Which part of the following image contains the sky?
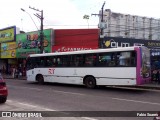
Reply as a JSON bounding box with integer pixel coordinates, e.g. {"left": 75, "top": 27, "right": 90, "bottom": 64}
{"left": 1, "top": 0, "right": 160, "bottom": 32}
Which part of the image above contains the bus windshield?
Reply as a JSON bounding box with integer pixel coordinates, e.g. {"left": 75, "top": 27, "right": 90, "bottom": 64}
{"left": 141, "top": 47, "right": 151, "bottom": 78}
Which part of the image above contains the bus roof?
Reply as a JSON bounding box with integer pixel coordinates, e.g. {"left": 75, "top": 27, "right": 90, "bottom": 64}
{"left": 29, "top": 46, "right": 147, "bottom": 57}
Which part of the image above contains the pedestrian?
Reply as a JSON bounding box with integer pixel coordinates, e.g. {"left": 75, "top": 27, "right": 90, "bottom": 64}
{"left": 152, "top": 69, "right": 156, "bottom": 83}
{"left": 158, "top": 69, "right": 160, "bottom": 84}
{"left": 12, "top": 67, "right": 15, "bottom": 78}
{"left": 15, "top": 68, "right": 19, "bottom": 78}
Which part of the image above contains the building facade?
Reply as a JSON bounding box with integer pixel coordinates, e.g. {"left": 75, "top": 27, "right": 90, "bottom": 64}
{"left": 0, "top": 27, "right": 99, "bottom": 76}
{"left": 16, "top": 29, "right": 53, "bottom": 76}
{"left": 100, "top": 9, "right": 160, "bottom": 40}
{"left": 0, "top": 27, "right": 54, "bottom": 75}
{"left": 0, "top": 26, "right": 19, "bottom": 74}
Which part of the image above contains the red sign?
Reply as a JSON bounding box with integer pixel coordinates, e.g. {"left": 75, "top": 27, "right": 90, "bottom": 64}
{"left": 52, "top": 46, "right": 98, "bottom": 52}
{"left": 52, "top": 29, "right": 99, "bottom": 52}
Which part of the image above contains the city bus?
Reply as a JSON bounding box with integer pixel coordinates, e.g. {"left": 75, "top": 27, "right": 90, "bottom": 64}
{"left": 26, "top": 46, "right": 151, "bottom": 88}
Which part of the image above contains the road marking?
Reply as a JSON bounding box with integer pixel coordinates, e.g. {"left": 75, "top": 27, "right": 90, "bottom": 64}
{"left": 52, "top": 89, "right": 86, "bottom": 96}
{"left": 7, "top": 99, "right": 55, "bottom": 111}
{"left": 8, "top": 85, "right": 86, "bottom": 96}
{"left": 8, "top": 85, "right": 43, "bottom": 91}
{"left": 82, "top": 117, "right": 98, "bottom": 120}
{"left": 7, "top": 100, "right": 98, "bottom": 120}
{"left": 112, "top": 97, "right": 160, "bottom": 106}
{"left": 18, "top": 102, "right": 55, "bottom": 111}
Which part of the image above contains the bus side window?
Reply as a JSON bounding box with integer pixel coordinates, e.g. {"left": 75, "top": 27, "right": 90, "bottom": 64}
{"left": 69, "top": 55, "right": 75, "bottom": 67}
{"left": 75, "top": 56, "right": 79, "bottom": 67}
{"left": 117, "top": 52, "right": 135, "bottom": 67}
{"left": 118, "top": 53, "right": 126, "bottom": 66}
{"left": 46, "top": 59, "right": 52, "bottom": 67}
{"left": 26, "top": 59, "right": 32, "bottom": 70}
{"left": 85, "top": 56, "right": 92, "bottom": 66}
{"left": 30, "top": 58, "right": 39, "bottom": 68}
{"left": 130, "top": 52, "right": 136, "bottom": 66}
{"left": 52, "top": 58, "right": 57, "bottom": 67}
{"left": 84, "top": 54, "right": 96, "bottom": 67}
{"left": 75, "top": 55, "right": 84, "bottom": 67}
{"left": 61, "top": 56, "right": 69, "bottom": 67}
{"left": 57, "top": 57, "right": 62, "bottom": 66}
{"left": 39, "top": 57, "right": 47, "bottom": 67}
{"left": 98, "top": 53, "right": 111, "bottom": 67}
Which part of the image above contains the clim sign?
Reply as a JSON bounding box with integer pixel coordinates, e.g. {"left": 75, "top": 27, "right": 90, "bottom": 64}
{"left": 109, "top": 41, "right": 144, "bottom": 48}
{"left": 104, "top": 39, "right": 144, "bottom": 48}
{"left": 103, "top": 37, "right": 160, "bottom": 49}
{"left": 0, "top": 26, "right": 16, "bottom": 43}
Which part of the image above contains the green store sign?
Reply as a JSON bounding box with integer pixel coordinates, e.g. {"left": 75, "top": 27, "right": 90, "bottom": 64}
{"left": 16, "top": 29, "right": 52, "bottom": 58}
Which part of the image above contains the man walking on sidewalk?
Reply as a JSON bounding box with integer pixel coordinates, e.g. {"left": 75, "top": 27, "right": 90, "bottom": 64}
{"left": 157, "top": 69, "right": 160, "bottom": 84}
{"left": 12, "top": 67, "right": 15, "bottom": 78}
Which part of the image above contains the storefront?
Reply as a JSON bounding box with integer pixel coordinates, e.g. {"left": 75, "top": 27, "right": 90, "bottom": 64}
{"left": 16, "top": 29, "right": 53, "bottom": 76}
{"left": 0, "top": 26, "right": 17, "bottom": 74}
{"left": 1, "top": 42, "right": 17, "bottom": 74}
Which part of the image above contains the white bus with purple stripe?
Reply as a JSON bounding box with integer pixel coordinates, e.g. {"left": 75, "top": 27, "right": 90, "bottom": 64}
{"left": 26, "top": 46, "right": 151, "bottom": 88}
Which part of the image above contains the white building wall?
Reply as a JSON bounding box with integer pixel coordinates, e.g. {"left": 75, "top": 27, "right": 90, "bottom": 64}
{"left": 101, "top": 9, "right": 160, "bottom": 40}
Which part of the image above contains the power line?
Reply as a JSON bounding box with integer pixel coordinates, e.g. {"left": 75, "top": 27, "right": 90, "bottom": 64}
{"left": 43, "top": 24, "right": 98, "bottom": 26}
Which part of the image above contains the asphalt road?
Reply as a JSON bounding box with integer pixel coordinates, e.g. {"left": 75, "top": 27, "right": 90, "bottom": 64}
{"left": 1, "top": 79, "right": 160, "bottom": 120}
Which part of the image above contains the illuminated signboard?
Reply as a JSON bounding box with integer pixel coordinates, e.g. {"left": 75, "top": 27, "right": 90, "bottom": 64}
{"left": 0, "top": 26, "right": 16, "bottom": 43}
{"left": 103, "top": 37, "right": 160, "bottom": 48}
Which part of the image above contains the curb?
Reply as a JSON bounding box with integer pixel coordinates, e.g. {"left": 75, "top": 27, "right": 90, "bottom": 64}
{"left": 135, "top": 85, "right": 160, "bottom": 90}
{"left": 4, "top": 76, "right": 160, "bottom": 90}
{"left": 4, "top": 77, "right": 26, "bottom": 80}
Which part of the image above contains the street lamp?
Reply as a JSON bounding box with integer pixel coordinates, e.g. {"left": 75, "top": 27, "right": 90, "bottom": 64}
{"left": 20, "top": 8, "right": 39, "bottom": 30}
{"left": 21, "top": 7, "right": 44, "bottom": 53}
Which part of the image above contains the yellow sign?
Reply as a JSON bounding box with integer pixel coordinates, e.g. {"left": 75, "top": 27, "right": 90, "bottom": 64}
{"left": 1, "top": 42, "right": 16, "bottom": 58}
{"left": 0, "top": 27, "right": 15, "bottom": 43}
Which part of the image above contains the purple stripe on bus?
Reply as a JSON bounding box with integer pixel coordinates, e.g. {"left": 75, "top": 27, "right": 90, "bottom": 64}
{"left": 135, "top": 47, "right": 141, "bottom": 85}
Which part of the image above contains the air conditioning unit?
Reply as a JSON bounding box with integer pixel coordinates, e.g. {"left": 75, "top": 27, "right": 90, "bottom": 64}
{"left": 98, "top": 22, "right": 108, "bottom": 29}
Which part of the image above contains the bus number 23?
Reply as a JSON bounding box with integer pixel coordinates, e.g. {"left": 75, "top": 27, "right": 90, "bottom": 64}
{"left": 48, "top": 68, "right": 55, "bottom": 74}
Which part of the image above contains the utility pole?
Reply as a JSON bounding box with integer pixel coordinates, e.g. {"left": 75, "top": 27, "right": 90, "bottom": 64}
{"left": 101, "top": 1, "right": 105, "bottom": 36}
{"left": 29, "top": 6, "right": 44, "bottom": 53}
{"left": 91, "top": 1, "right": 106, "bottom": 48}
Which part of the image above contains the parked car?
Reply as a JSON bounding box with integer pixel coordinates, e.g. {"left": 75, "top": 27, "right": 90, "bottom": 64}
{"left": 0, "top": 74, "right": 8, "bottom": 103}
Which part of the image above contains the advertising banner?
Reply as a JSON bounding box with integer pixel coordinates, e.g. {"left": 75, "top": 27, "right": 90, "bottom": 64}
{"left": 16, "top": 29, "right": 52, "bottom": 58}
{"left": 52, "top": 45, "right": 98, "bottom": 52}
{"left": 1, "top": 42, "right": 16, "bottom": 58}
{"left": 0, "top": 26, "right": 16, "bottom": 43}
{"left": 102, "top": 37, "right": 160, "bottom": 49}
{"left": 54, "top": 29, "right": 99, "bottom": 46}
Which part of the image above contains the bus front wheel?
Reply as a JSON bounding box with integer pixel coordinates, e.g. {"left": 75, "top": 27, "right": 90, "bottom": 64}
{"left": 36, "top": 74, "right": 44, "bottom": 85}
{"left": 84, "top": 76, "right": 96, "bottom": 89}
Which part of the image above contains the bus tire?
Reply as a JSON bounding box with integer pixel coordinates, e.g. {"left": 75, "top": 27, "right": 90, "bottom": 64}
{"left": 84, "top": 76, "right": 96, "bottom": 89}
{"left": 36, "top": 74, "right": 44, "bottom": 85}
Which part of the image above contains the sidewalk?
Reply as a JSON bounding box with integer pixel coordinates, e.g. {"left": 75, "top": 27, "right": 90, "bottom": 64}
{"left": 136, "top": 82, "right": 160, "bottom": 90}
{"left": 2, "top": 74, "right": 160, "bottom": 90}
{"left": 2, "top": 74, "right": 26, "bottom": 80}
